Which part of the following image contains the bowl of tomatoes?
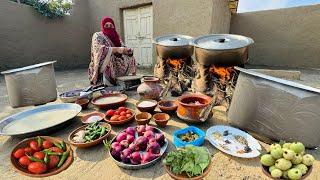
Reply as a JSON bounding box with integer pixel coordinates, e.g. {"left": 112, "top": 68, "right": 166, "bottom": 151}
{"left": 11, "top": 136, "right": 73, "bottom": 177}
{"left": 104, "top": 106, "right": 135, "bottom": 125}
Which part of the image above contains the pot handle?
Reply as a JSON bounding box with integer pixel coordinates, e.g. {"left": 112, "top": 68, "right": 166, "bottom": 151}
{"left": 199, "top": 95, "right": 216, "bottom": 122}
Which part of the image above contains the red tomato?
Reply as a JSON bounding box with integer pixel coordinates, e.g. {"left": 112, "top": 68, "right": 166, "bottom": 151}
{"left": 28, "top": 162, "right": 47, "bottom": 174}
{"left": 118, "top": 116, "right": 126, "bottom": 121}
{"left": 19, "top": 156, "right": 31, "bottom": 166}
{"left": 29, "top": 141, "right": 41, "bottom": 151}
{"left": 120, "top": 111, "right": 126, "bottom": 116}
{"left": 114, "top": 111, "right": 120, "bottom": 115}
{"left": 49, "top": 147, "right": 64, "bottom": 153}
{"left": 125, "top": 110, "right": 132, "bottom": 114}
{"left": 48, "top": 155, "right": 60, "bottom": 169}
{"left": 13, "top": 148, "right": 25, "bottom": 159}
{"left": 110, "top": 115, "right": 120, "bottom": 121}
{"left": 33, "top": 152, "right": 45, "bottom": 160}
{"left": 42, "top": 140, "right": 53, "bottom": 149}
{"left": 106, "top": 110, "right": 115, "bottom": 117}
{"left": 126, "top": 114, "right": 132, "bottom": 118}
{"left": 118, "top": 107, "right": 126, "bottom": 112}
{"left": 24, "top": 147, "right": 35, "bottom": 155}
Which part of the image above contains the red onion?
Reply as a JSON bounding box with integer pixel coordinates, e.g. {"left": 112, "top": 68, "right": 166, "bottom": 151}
{"left": 147, "top": 142, "right": 161, "bottom": 154}
{"left": 141, "top": 152, "right": 159, "bottom": 164}
{"left": 130, "top": 152, "right": 141, "bottom": 165}
{"left": 116, "top": 132, "right": 127, "bottom": 142}
{"left": 111, "top": 145, "right": 122, "bottom": 160}
{"left": 111, "top": 142, "right": 121, "bottom": 150}
{"left": 129, "top": 142, "right": 139, "bottom": 152}
{"left": 148, "top": 137, "right": 157, "bottom": 144}
{"left": 126, "top": 134, "right": 135, "bottom": 144}
{"left": 120, "top": 140, "right": 129, "bottom": 149}
{"left": 144, "top": 130, "right": 154, "bottom": 140}
{"left": 155, "top": 133, "right": 165, "bottom": 146}
{"left": 135, "top": 136, "right": 148, "bottom": 151}
{"left": 120, "top": 148, "right": 132, "bottom": 164}
{"left": 125, "top": 127, "right": 135, "bottom": 136}
{"left": 145, "top": 125, "right": 155, "bottom": 132}
{"left": 136, "top": 125, "right": 146, "bottom": 136}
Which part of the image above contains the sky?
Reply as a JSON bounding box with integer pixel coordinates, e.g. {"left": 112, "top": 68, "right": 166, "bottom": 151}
{"left": 237, "top": 0, "right": 320, "bottom": 13}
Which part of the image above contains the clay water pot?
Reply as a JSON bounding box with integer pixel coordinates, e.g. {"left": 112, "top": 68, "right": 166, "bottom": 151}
{"left": 137, "top": 77, "right": 163, "bottom": 100}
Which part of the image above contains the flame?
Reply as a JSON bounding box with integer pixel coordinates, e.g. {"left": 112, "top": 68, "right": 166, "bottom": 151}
{"left": 168, "top": 59, "right": 183, "bottom": 70}
{"left": 209, "top": 65, "right": 233, "bottom": 84}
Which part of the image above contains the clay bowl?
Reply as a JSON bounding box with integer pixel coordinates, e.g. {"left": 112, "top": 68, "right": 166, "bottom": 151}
{"left": 136, "top": 99, "right": 158, "bottom": 113}
{"left": 91, "top": 94, "right": 128, "bottom": 110}
{"left": 104, "top": 108, "right": 135, "bottom": 125}
{"left": 135, "top": 112, "right": 152, "bottom": 125}
{"left": 68, "top": 122, "right": 111, "bottom": 148}
{"left": 75, "top": 98, "right": 90, "bottom": 110}
{"left": 158, "top": 100, "right": 178, "bottom": 115}
{"left": 262, "top": 165, "right": 313, "bottom": 180}
{"left": 80, "top": 112, "right": 106, "bottom": 124}
{"left": 10, "top": 136, "right": 73, "bottom": 177}
{"left": 153, "top": 113, "right": 170, "bottom": 127}
{"left": 164, "top": 160, "right": 212, "bottom": 180}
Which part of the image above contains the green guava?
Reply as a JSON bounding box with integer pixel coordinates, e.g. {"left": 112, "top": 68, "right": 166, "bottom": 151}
{"left": 271, "top": 148, "right": 283, "bottom": 159}
{"left": 302, "top": 154, "right": 315, "bottom": 166}
{"left": 290, "top": 142, "right": 305, "bottom": 154}
{"left": 294, "top": 164, "right": 308, "bottom": 175}
{"left": 260, "top": 154, "right": 275, "bottom": 166}
{"left": 275, "top": 158, "right": 292, "bottom": 171}
{"left": 271, "top": 169, "right": 282, "bottom": 178}
{"left": 288, "top": 168, "right": 302, "bottom": 180}
{"left": 283, "top": 149, "right": 295, "bottom": 160}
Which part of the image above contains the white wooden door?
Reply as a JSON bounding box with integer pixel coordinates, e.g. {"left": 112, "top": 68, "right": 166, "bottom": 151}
{"left": 123, "top": 6, "right": 153, "bottom": 67}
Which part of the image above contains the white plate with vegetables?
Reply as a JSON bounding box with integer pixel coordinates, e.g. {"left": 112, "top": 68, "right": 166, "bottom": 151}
{"left": 106, "top": 125, "right": 168, "bottom": 170}
{"left": 68, "top": 122, "right": 112, "bottom": 148}
{"left": 206, "top": 125, "right": 261, "bottom": 158}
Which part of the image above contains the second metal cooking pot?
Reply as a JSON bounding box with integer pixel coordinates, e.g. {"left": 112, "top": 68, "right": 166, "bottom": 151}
{"left": 154, "top": 34, "right": 194, "bottom": 59}
{"left": 193, "top": 34, "right": 254, "bottom": 66}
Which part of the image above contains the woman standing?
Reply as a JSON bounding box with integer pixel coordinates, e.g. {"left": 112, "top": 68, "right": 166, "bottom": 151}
{"left": 89, "top": 16, "right": 136, "bottom": 86}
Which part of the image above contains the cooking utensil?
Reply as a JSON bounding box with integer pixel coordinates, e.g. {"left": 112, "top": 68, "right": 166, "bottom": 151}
{"left": 10, "top": 136, "right": 73, "bottom": 177}
{"left": 206, "top": 125, "right": 261, "bottom": 158}
{"left": 104, "top": 108, "right": 135, "bottom": 125}
{"left": 136, "top": 99, "right": 158, "bottom": 113}
{"left": 109, "top": 126, "right": 168, "bottom": 170}
{"left": 80, "top": 112, "right": 105, "bottom": 124}
{"left": 153, "top": 113, "right": 170, "bottom": 127}
{"left": 228, "top": 67, "right": 320, "bottom": 148}
{"left": 0, "top": 103, "right": 82, "bottom": 137}
{"left": 158, "top": 100, "right": 178, "bottom": 115}
{"left": 91, "top": 94, "right": 128, "bottom": 110}
{"left": 135, "top": 112, "right": 152, "bottom": 125}
{"left": 192, "top": 34, "right": 254, "bottom": 66}
{"left": 261, "top": 165, "right": 312, "bottom": 180}
{"left": 154, "top": 34, "right": 194, "bottom": 59}
{"left": 68, "top": 122, "right": 111, "bottom": 148}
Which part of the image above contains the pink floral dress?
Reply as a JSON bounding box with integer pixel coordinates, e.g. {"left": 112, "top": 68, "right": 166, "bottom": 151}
{"left": 88, "top": 32, "right": 136, "bottom": 86}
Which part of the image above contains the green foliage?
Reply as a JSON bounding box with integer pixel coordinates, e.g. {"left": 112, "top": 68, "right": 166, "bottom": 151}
{"left": 163, "top": 145, "right": 210, "bottom": 177}
{"left": 9, "top": 0, "right": 73, "bottom": 19}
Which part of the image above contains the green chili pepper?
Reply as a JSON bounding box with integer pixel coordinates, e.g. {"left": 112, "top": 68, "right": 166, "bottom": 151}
{"left": 43, "top": 149, "right": 52, "bottom": 153}
{"left": 60, "top": 141, "right": 66, "bottom": 151}
{"left": 37, "top": 136, "right": 43, "bottom": 148}
{"left": 47, "top": 152, "right": 63, "bottom": 156}
{"left": 27, "top": 155, "right": 44, "bottom": 163}
{"left": 100, "top": 126, "right": 106, "bottom": 137}
{"left": 44, "top": 153, "right": 49, "bottom": 164}
{"left": 57, "top": 151, "right": 69, "bottom": 168}
{"left": 53, "top": 141, "right": 63, "bottom": 149}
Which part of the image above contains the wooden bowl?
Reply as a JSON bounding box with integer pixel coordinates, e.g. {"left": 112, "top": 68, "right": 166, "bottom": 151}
{"left": 10, "top": 136, "right": 73, "bottom": 177}
{"left": 80, "top": 112, "right": 106, "bottom": 124}
{"left": 91, "top": 94, "right": 128, "bottom": 110}
{"left": 75, "top": 98, "right": 90, "bottom": 109}
{"left": 153, "top": 113, "right": 170, "bottom": 127}
{"left": 164, "top": 160, "right": 212, "bottom": 180}
{"left": 158, "top": 100, "right": 178, "bottom": 115}
{"left": 262, "top": 165, "right": 313, "bottom": 180}
{"left": 136, "top": 99, "right": 158, "bottom": 113}
{"left": 135, "top": 112, "right": 152, "bottom": 125}
{"left": 68, "top": 122, "right": 111, "bottom": 148}
{"left": 104, "top": 108, "right": 135, "bottom": 125}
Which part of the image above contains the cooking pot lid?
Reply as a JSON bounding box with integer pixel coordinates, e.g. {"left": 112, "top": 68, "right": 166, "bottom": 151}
{"left": 154, "top": 34, "right": 193, "bottom": 47}
{"left": 193, "top": 34, "right": 254, "bottom": 50}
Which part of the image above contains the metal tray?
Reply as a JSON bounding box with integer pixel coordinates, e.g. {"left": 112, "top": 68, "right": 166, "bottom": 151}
{"left": 0, "top": 103, "right": 82, "bottom": 137}
{"left": 109, "top": 126, "right": 168, "bottom": 170}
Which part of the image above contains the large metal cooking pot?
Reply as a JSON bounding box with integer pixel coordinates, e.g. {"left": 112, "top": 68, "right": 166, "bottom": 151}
{"left": 154, "top": 34, "right": 194, "bottom": 59}
{"left": 193, "top": 34, "right": 254, "bottom": 66}
{"left": 228, "top": 67, "right": 320, "bottom": 148}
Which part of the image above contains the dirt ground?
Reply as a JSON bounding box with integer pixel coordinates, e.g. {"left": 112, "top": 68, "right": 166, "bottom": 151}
{"left": 0, "top": 69, "right": 319, "bottom": 180}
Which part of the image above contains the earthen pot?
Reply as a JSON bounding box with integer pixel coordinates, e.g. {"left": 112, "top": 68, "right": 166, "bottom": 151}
{"left": 137, "top": 77, "right": 163, "bottom": 100}
{"left": 177, "top": 93, "right": 212, "bottom": 123}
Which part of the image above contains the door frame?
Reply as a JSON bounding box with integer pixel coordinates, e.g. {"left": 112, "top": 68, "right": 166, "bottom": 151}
{"left": 120, "top": 3, "right": 154, "bottom": 67}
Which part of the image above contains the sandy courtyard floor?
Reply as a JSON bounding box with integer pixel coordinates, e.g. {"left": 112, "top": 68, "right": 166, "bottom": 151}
{"left": 0, "top": 68, "right": 319, "bottom": 180}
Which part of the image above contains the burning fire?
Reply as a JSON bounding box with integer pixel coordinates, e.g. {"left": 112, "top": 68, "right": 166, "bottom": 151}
{"left": 168, "top": 59, "right": 184, "bottom": 70}
{"left": 209, "top": 65, "right": 234, "bottom": 84}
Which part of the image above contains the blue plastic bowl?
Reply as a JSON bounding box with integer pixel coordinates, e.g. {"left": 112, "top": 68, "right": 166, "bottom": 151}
{"left": 173, "top": 126, "right": 205, "bottom": 148}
